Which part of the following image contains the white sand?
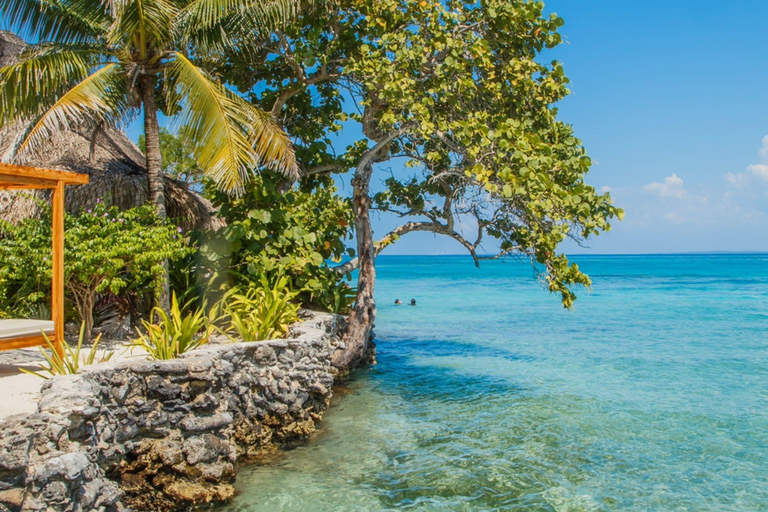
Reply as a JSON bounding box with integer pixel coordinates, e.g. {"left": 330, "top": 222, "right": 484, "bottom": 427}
{"left": 0, "top": 342, "right": 139, "bottom": 420}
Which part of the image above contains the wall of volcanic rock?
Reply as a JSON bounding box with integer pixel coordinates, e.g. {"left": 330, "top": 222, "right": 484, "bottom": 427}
{"left": 0, "top": 311, "right": 365, "bottom": 512}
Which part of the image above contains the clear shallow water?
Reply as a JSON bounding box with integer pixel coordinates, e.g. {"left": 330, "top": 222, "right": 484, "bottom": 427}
{"left": 220, "top": 254, "right": 768, "bottom": 512}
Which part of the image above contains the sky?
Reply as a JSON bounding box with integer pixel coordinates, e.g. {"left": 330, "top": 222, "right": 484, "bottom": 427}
{"left": 123, "top": 0, "right": 768, "bottom": 256}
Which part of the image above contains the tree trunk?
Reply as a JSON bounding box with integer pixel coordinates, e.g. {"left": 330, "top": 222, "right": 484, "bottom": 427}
{"left": 138, "top": 74, "right": 170, "bottom": 313}
{"left": 70, "top": 287, "right": 95, "bottom": 342}
{"left": 333, "top": 163, "right": 376, "bottom": 369}
{"left": 82, "top": 292, "right": 95, "bottom": 343}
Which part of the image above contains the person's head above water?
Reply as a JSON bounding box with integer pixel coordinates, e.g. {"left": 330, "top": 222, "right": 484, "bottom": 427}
{"left": 410, "top": 298, "right": 416, "bottom": 306}
{"left": 395, "top": 299, "right": 402, "bottom": 305}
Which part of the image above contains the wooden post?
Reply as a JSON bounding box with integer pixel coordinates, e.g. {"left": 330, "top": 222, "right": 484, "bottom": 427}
{"left": 51, "top": 181, "right": 65, "bottom": 358}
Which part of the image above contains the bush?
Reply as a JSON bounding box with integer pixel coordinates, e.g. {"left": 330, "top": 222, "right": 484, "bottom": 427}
{"left": 0, "top": 201, "right": 193, "bottom": 338}
{"left": 132, "top": 293, "right": 212, "bottom": 360}
{"left": 203, "top": 173, "right": 355, "bottom": 312}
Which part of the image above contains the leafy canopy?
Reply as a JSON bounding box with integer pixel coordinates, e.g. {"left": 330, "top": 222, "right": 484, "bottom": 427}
{"left": 343, "top": 0, "right": 623, "bottom": 306}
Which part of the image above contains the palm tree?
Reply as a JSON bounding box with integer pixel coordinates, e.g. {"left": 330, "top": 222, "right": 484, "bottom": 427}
{"left": 0, "top": 0, "right": 299, "bottom": 200}
{"left": 0, "top": 0, "right": 301, "bottom": 309}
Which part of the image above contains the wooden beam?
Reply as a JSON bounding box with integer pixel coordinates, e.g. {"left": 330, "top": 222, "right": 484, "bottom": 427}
{"left": 0, "top": 333, "right": 55, "bottom": 351}
{"left": 0, "top": 183, "right": 57, "bottom": 190}
{"left": 0, "top": 163, "right": 89, "bottom": 186}
{"left": 0, "top": 174, "right": 58, "bottom": 187}
{"left": 51, "top": 181, "right": 65, "bottom": 359}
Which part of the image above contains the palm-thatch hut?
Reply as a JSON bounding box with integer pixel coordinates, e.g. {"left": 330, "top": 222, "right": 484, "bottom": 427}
{"left": 0, "top": 31, "right": 222, "bottom": 231}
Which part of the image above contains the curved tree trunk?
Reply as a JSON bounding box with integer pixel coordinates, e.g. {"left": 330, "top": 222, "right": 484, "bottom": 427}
{"left": 139, "top": 74, "right": 170, "bottom": 312}
{"left": 332, "top": 162, "right": 376, "bottom": 369}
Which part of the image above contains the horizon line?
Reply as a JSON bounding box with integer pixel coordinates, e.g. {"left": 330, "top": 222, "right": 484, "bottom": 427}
{"left": 376, "top": 250, "right": 768, "bottom": 257}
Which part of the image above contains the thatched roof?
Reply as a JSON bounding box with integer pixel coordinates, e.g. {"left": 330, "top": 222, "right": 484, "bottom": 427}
{"left": 0, "top": 31, "right": 222, "bottom": 231}
{"left": 0, "top": 31, "right": 25, "bottom": 67}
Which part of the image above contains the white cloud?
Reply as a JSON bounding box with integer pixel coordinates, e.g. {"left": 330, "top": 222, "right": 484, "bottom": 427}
{"left": 724, "top": 171, "right": 747, "bottom": 187}
{"left": 643, "top": 173, "right": 687, "bottom": 198}
{"left": 758, "top": 135, "right": 768, "bottom": 160}
{"left": 724, "top": 136, "right": 768, "bottom": 187}
{"left": 599, "top": 185, "right": 613, "bottom": 193}
{"left": 746, "top": 164, "right": 768, "bottom": 181}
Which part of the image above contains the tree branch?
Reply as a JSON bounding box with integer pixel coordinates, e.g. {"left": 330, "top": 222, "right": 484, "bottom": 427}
{"left": 271, "top": 66, "right": 342, "bottom": 116}
{"left": 357, "top": 122, "right": 418, "bottom": 173}
{"left": 301, "top": 163, "right": 346, "bottom": 176}
{"left": 333, "top": 221, "right": 435, "bottom": 274}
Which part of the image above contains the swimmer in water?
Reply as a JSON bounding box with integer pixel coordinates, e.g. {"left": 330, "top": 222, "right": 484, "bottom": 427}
{"left": 395, "top": 299, "right": 402, "bottom": 305}
{"left": 410, "top": 298, "right": 416, "bottom": 306}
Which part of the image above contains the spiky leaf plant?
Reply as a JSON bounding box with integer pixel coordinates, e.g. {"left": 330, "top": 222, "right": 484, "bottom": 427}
{"left": 20, "top": 322, "right": 114, "bottom": 379}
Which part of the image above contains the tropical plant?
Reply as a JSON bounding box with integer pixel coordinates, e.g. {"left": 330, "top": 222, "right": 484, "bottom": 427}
{"left": 218, "top": 274, "right": 299, "bottom": 342}
{"left": 318, "top": 282, "right": 356, "bottom": 314}
{"left": 21, "top": 323, "right": 114, "bottom": 379}
{"left": 203, "top": 172, "right": 355, "bottom": 311}
{"left": 0, "top": 201, "right": 192, "bottom": 338}
{"left": 133, "top": 292, "right": 211, "bottom": 360}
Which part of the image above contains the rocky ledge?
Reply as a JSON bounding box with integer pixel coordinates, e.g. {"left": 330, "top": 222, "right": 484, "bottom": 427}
{"left": 0, "top": 311, "right": 372, "bottom": 512}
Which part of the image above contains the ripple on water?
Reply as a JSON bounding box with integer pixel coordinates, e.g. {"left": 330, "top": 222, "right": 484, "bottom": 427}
{"left": 219, "top": 255, "right": 768, "bottom": 512}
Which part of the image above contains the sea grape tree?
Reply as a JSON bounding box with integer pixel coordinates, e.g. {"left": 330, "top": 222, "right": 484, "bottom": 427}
{"left": 215, "top": 0, "right": 622, "bottom": 366}
{"left": 309, "top": 0, "right": 621, "bottom": 365}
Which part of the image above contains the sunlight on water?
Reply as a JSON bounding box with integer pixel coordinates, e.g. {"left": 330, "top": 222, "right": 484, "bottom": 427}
{"left": 219, "top": 254, "right": 768, "bottom": 512}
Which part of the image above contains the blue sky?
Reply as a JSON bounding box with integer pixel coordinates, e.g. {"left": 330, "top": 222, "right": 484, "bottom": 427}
{"left": 547, "top": 0, "right": 768, "bottom": 254}
{"left": 125, "top": 0, "right": 768, "bottom": 255}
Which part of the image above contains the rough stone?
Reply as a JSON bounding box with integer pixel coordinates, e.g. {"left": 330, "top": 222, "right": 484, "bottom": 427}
{"left": 35, "top": 453, "right": 90, "bottom": 482}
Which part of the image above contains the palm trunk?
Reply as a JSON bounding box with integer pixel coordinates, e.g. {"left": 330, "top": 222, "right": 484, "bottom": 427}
{"left": 332, "top": 163, "right": 376, "bottom": 369}
{"left": 139, "top": 74, "right": 170, "bottom": 312}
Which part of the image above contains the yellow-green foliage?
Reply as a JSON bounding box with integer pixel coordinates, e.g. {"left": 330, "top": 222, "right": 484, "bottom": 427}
{"left": 219, "top": 274, "right": 299, "bottom": 342}
{"left": 133, "top": 293, "right": 210, "bottom": 360}
{"left": 21, "top": 323, "right": 113, "bottom": 379}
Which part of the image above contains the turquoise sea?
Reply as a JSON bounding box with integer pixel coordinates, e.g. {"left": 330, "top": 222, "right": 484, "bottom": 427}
{"left": 221, "top": 254, "right": 768, "bottom": 511}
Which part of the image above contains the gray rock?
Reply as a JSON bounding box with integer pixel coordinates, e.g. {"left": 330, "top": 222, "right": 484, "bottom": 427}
{"left": 35, "top": 453, "right": 90, "bottom": 481}
{"left": 179, "top": 413, "right": 233, "bottom": 433}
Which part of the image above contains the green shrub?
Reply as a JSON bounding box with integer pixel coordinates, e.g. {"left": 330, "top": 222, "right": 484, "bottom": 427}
{"left": 20, "top": 323, "right": 114, "bottom": 379}
{"left": 0, "top": 201, "right": 193, "bottom": 338}
{"left": 133, "top": 293, "right": 211, "bottom": 360}
{"left": 218, "top": 274, "right": 300, "bottom": 342}
{"left": 203, "top": 172, "right": 355, "bottom": 313}
{"left": 319, "top": 282, "right": 357, "bottom": 314}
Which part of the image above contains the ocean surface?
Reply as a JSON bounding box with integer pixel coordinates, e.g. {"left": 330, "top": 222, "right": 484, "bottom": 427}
{"left": 220, "top": 254, "right": 768, "bottom": 512}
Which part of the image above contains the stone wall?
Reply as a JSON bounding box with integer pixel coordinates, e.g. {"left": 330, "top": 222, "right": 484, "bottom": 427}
{"left": 0, "top": 311, "right": 364, "bottom": 512}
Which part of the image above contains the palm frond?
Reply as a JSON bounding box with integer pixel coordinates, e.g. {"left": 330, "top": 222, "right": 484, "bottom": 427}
{"left": 0, "top": 0, "right": 110, "bottom": 43}
{"left": 166, "top": 51, "right": 297, "bottom": 195}
{"left": 179, "top": 0, "right": 301, "bottom": 54}
{"left": 0, "top": 44, "right": 115, "bottom": 128}
{"left": 109, "top": 0, "right": 179, "bottom": 57}
{"left": 14, "top": 63, "right": 131, "bottom": 159}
